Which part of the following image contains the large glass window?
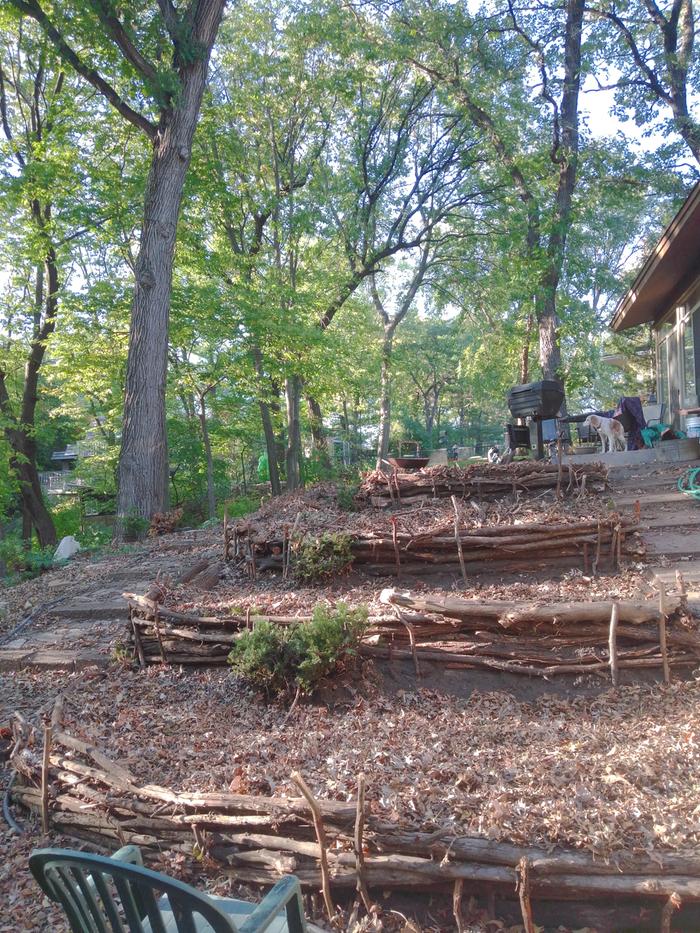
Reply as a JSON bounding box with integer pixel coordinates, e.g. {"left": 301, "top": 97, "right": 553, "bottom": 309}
{"left": 682, "top": 312, "right": 696, "bottom": 403}
{"left": 658, "top": 333, "right": 670, "bottom": 412}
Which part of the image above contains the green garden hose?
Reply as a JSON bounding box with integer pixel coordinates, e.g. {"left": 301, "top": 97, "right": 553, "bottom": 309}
{"left": 678, "top": 467, "right": 700, "bottom": 501}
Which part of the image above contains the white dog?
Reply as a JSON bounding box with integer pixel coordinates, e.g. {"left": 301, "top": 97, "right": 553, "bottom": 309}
{"left": 583, "top": 414, "right": 626, "bottom": 452}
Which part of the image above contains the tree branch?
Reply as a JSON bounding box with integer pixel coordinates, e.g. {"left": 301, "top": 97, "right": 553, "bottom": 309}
{"left": 87, "top": 0, "right": 160, "bottom": 86}
{"left": 7, "top": 0, "right": 158, "bottom": 139}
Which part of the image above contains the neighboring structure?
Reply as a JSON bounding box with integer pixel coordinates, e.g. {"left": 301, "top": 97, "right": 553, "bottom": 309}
{"left": 611, "top": 182, "right": 700, "bottom": 430}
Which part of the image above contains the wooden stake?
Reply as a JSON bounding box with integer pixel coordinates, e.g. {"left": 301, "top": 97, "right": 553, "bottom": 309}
{"left": 659, "top": 588, "right": 671, "bottom": 684}
{"left": 291, "top": 771, "right": 336, "bottom": 921}
{"left": 675, "top": 571, "right": 688, "bottom": 614}
{"left": 354, "top": 773, "right": 373, "bottom": 915}
{"left": 450, "top": 495, "right": 468, "bottom": 585}
{"left": 41, "top": 717, "right": 52, "bottom": 834}
{"left": 609, "top": 602, "right": 619, "bottom": 688}
{"left": 391, "top": 516, "right": 401, "bottom": 578}
{"left": 223, "top": 506, "right": 229, "bottom": 561}
{"left": 556, "top": 437, "right": 563, "bottom": 500}
{"left": 660, "top": 892, "right": 681, "bottom": 933}
{"left": 452, "top": 878, "right": 465, "bottom": 933}
{"left": 517, "top": 857, "right": 535, "bottom": 933}
{"left": 131, "top": 610, "right": 146, "bottom": 669}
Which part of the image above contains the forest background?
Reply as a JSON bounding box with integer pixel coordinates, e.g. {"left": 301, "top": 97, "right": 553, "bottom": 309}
{"left": 0, "top": 0, "right": 698, "bottom": 571}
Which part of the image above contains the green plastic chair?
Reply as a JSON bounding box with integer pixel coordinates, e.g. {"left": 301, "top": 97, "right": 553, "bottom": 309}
{"left": 29, "top": 845, "right": 307, "bottom": 933}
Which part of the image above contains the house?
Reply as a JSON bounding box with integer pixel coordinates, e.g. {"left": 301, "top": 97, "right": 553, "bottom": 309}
{"left": 611, "top": 181, "right": 700, "bottom": 431}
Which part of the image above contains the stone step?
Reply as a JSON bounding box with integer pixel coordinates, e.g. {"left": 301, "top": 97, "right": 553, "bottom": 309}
{"left": 0, "top": 647, "right": 109, "bottom": 672}
{"left": 615, "top": 491, "right": 691, "bottom": 507}
{"left": 644, "top": 531, "right": 700, "bottom": 556}
{"left": 642, "top": 512, "right": 700, "bottom": 529}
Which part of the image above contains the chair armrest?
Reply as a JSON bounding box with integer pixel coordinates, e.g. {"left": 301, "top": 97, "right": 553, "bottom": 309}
{"left": 238, "top": 876, "right": 307, "bottom": 933}
{"left": 111, "top": 845, "right": 144, "bottom": 866}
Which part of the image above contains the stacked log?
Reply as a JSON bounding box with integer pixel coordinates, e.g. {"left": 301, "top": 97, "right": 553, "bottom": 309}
{"left": 123, "top": 582, "right": 695, "bottom": 679}
{"left": 357, "top": 462, "right": 607, "bottom": 507}
{"left": 226, "top": 514, "right": 642, "bottom": 578}
{"left": 367, "top": 588, "right": 697, "bottom": 679}
{"left": 10, "top": 727, "right": 700, "bottom": 910}
{"left": 350, "top": 514, "right": 639, "bottom": 576}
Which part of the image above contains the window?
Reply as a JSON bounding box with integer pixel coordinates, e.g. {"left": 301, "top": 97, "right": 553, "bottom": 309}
{"left": 658, "top": 332, "right": 670, "bottom": 412}
{"left": 682, "top": 311, "right": 696, "bottom": 403}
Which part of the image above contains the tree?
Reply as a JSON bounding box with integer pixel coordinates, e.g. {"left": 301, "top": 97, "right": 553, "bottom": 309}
{"left": 589, "top": 0, "right": 700, "bottom": 166}
{"left": 393, "top": 0, "right": 586, "bottom": 390}
{"left": 0, "top": 22, "right": 75, "bottom": 546}
{"left": 9, "top": 0, "right": 227, "bottom": 531}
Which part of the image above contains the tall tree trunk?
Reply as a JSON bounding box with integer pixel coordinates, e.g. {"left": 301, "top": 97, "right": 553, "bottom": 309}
{"left": 307, "top": 396, "right": 330, "bottom": 466}
{"left": 537, "top": 0, "right": 585, "bottom": 389}
{"left": 520, "top": 310, "right": 533, "bottom": 384}
{"left": 376, "top": 331, "right": 393, "bottom": 469}
{"left": 251, "top": 346, "right": 281, "bottom": 496}
{"left": 285, "top": 375, "right": 302, "bottom": 491}
{"left": 0, "top": 247, "right": 58, "bottom": 548}
{"left": 116, "top": 5, "right": 225, "bottom": 532}
{"left": 197, "top": 394, "right": 216, "bottom": 520}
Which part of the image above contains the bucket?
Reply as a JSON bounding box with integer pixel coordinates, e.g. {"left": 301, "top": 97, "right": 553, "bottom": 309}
{"left": 686, "top": 415, "right": 700, "bottom": 438}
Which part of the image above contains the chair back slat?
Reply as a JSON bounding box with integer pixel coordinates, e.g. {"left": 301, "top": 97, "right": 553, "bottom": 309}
{"left": 52, "top": 864, "right": 97, "bottom": 932}
{"left": 69, "top": 866, "right": 107, "bottom": 933}
{"left": 89, "top": 870, "right": 125, "bottom": 932}
{"left": 112, "top": 873, "right": 148, "bottom": 931}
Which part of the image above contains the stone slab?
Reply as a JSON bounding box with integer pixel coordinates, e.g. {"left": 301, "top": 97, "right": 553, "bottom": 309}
{"left": 0, "top": 649, "right": 33, "bottom": 671}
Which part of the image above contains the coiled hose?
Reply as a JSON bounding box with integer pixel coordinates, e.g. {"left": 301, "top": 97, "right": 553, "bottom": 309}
{"left": 678, "top": 467, "right": 700, "bottom": 501}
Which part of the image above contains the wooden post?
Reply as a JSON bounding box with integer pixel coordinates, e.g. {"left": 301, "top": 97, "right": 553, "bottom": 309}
{"left": 660, "top": 892, "right": 681, "bottom": 932}
{"left": 354, "top": 773, "right": 373, "bottom": 915}
{"left": 223, "top": 505, "right": 229, "bottom": 561}
{"left": 609, "top": 602, "right": 619, "bottom": 687}
{"left": 517, "top": 857, "right": 535, "bottom": 933}
{"left": 41, "top": 716, "right": 52, "bottom": 834}
{"left": 131, "top": 609, "right": 146, "bottom": 669}
{"left": 659, "top": 587, "right": 671, "bottom": 684}
{"left": 676, "top": 570, "right": 688, "bottom": 614}
{"left": 291, "top": 771, "right": 336, "bottom": 921}
{"left": 453, "top": 878, "right": 465, "bottom": 933}
{"left": 391, "top": 516, "right": 401, "bottom": 578}
{"left": 450, "top": 495, "right": 468, "bottom": 586}
{"left": 556, "top": 437, "right": 563, "bottom": 499}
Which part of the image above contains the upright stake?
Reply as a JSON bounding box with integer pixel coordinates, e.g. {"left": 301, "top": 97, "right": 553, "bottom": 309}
{"left": 391, "top": 516, "right": 401, "bottom": 578}
{"left": 41, "top": 716, "right": 52, "bottom": 834}
{"left": 517, "top": 857, "right": 535, "bottom": 933}
{"left": 453, "top": 878, "right": 465, "bottom": 933}
{"left": 223, "top": 505, "right": 229, "bottom": 561}
{"left": 659, "top": 587, "right": 671, "bottom": 684}
{"left": 291, "top": 771, "right": 336, "bottom": 921}
{"left": 354, "top": 773, "right": 373, "bottom": 914}
{"left": 660, "top": 892, "right": 682, "bottom": 933}
{"left": 608, "top": 602, "right": 619, "bottom": 687}
{"left": 451, "top": 495, "right": 468, "bottom": 586}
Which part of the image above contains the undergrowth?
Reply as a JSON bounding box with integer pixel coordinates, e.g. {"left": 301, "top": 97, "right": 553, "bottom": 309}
{"left": 293, "top": 532, "right": 353, "bottom": 582}
{"left": 227, "top": 603, "right": 367, "bottom": 698}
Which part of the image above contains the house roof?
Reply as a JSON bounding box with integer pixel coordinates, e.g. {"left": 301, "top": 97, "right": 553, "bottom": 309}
{"left": 611, "top": 182, "right": 700, "bottom": 332}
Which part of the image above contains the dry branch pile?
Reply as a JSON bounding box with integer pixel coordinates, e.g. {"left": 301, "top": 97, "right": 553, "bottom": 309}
{"left": 11, "top": 724, "right": 700, "bottom": 909}
{"left": 121, "top": 574, "right": 691, "bottom": 679}
{"left": 357, "top": 462, "right": 608, "bottom": 507}
{"left": 364, "top": 586, "right": 697, "bottom": 680}
{"left": 226, "top": 506, "right": 641, "bottom": 579}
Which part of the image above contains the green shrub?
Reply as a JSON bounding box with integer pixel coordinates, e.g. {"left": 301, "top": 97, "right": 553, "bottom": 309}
{"left": 336, "top": 482, "right": 360, "bottom": 511}
{"left": 293, "top": 532, "right": 353, "bottom": 582}
{"left": 228, "top": 603, "right": 367, "bottom": 698}
{"left": 222, "top": 494, "right": 261, "bottom": 520}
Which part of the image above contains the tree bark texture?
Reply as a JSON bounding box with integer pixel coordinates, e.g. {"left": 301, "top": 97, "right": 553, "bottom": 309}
{"left": 251, "top": 346, "right": 282, "bottom": 496}
{"left": 285, "top": 375, "right": 303, "bottom": 491}
{"left": 376, "top": 332, "right": 394, "bottom": 469}
{"left": 307, "top": 396, "right": 330, "bottom": 466}
{"left": 116, "top": 0, "right": 225, "bottom": 530}
{"left": 198, "top": 394, "right": 216, "bottom": 520}
{"left": 537, "top": 0, "right": 585, "bottom": 388}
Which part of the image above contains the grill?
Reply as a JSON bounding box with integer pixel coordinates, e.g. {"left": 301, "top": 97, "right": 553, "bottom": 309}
{"left": 507, "top": 380, "right": 565, "bottom": 420}
{"left": 507, "top": 381, "right": 566, "bottom": 460}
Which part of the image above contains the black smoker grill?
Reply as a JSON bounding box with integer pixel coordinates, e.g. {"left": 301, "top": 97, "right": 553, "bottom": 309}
{"left": 507, "top": 380, "right": 566, "bottom": 459}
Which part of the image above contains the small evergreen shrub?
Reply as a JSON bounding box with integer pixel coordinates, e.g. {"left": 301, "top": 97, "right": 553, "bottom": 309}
{"left": 228, "top": 603, "right": 367, "bottom": 698}
{"left": 293, "top": 532, "right": 353, "bottom": 582}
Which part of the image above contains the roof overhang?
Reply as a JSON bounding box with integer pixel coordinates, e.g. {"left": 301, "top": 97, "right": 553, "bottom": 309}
{"left": 611, "top": 182, "right": 700, "bottom": 332}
